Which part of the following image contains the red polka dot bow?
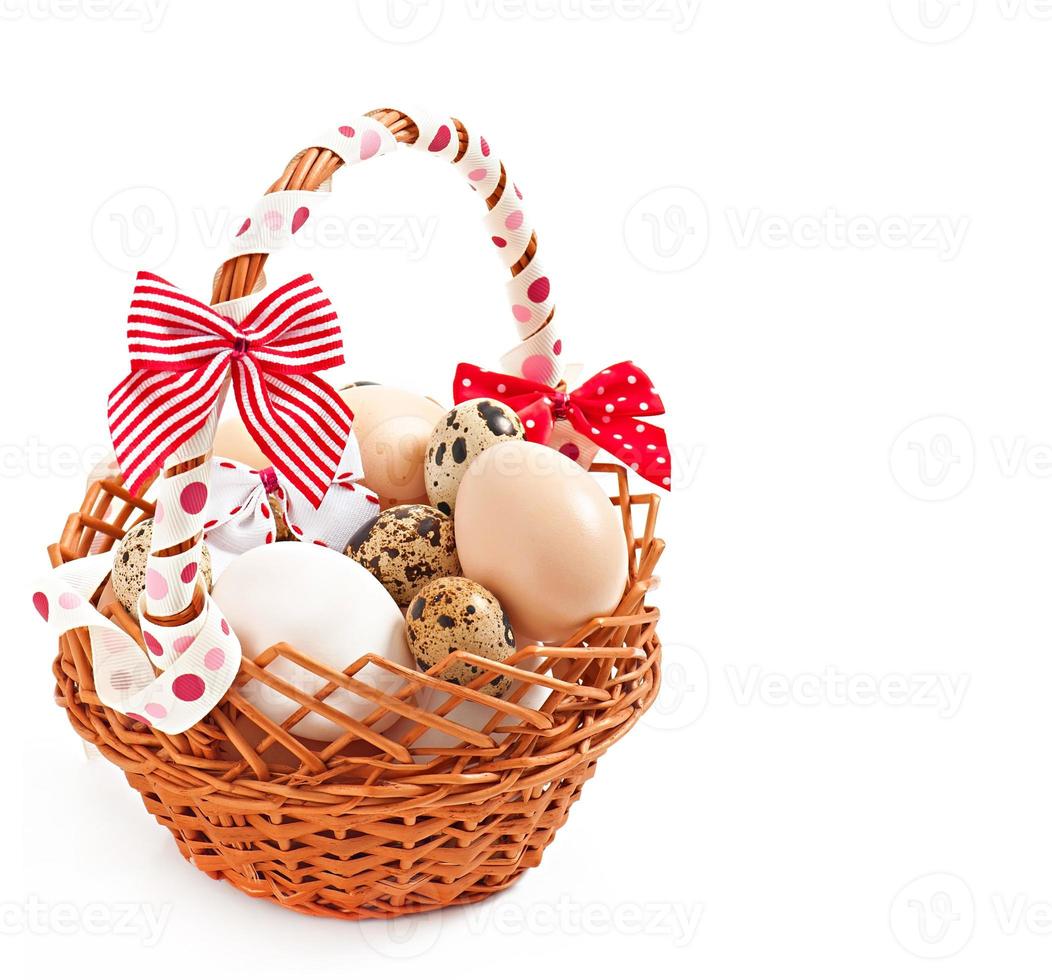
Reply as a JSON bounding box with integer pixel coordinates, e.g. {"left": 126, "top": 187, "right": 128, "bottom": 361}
{"left": 453, "top": 361, "right": 672, "bottom": 489}
{"left": 108, "top": 272, "right": 353, "bottom": 507}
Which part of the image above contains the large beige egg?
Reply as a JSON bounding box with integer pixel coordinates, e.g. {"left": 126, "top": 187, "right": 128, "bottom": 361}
{"left": 211, "top": 542, "right": 414, "bottom": 741}
{"left": 455, "top": 442, "right": 628, "bottom": 642}
{"left": 340, "top": 384, "right": 446, "bottom": 509}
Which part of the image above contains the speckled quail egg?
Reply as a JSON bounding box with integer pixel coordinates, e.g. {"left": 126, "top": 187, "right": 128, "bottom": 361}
{"left": 405, "top": 576, "right": 516, "bottom": 696}
{"left": 111, "top": 518, "right": 213, "bottom": 617}
{"left": 424, "top": 399, "right": 524, "bottom": 516}
{"left": 346, "top": 504, "right": 461, "bottom": 606}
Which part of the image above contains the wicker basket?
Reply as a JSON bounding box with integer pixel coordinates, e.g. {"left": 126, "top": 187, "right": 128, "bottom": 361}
{"left": 47, "top": 109, "right": 664, "bottom": 921}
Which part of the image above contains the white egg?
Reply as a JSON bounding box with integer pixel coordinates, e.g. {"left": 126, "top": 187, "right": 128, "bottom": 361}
{"left": 389, "top": 654, "right": 551, "bottom": 759}
{"left": 211, "top": 542, "right": 414, "bottom": 741}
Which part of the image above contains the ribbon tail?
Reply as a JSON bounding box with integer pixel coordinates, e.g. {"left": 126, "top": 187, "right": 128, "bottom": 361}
{"left": 109, "top": 358, "right": 228, "bottom": 497}
{"left": 31, "top": 554, "right": 241, "bottom": 734}
{"left": 231, "top": 360, "right": 342, "bottom": 508}
{"left": 282, "top": 479, "right": 380, "bottom": 551}
{"left": 569, "top": 408, "right": 672, "bottom": 490}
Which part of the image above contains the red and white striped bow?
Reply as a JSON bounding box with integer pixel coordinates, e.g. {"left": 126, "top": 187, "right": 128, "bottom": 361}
{"left": 108, "top": 272, "right": 353, "bottom": 506}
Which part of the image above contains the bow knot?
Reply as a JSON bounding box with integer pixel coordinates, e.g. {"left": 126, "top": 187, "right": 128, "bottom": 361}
{"left": 453, "top": 361, "right": 671, "bottom": 490}
{"left": 258, "top": 466, "right": 280, "bottom": 495}
{"left": 551, "top": 388, "right": 571, "bottom": 420}
{"left": 108, "top": 272, "right": 354, "bottom": 506}
{"left": 203, "top": 456, "right": 379, "bottom": 564}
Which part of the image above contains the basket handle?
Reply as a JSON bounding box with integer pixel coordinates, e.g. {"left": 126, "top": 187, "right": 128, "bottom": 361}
{"left": 210, "top": 108, "right": 563, "bottom": 389}
{"left": 143, "top": 108, "right": 568, "bottom": 636}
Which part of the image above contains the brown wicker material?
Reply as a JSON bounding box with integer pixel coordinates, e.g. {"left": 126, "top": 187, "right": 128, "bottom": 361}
{"left": 47, "top": 109, "right": 664, "bottom": 920}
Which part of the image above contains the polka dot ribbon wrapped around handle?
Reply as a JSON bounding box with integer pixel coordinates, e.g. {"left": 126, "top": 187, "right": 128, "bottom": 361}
{"left": 214, "top": 109, "right": 582, "bottom": 456}
{"left": 31, "top": 550, "right": 238, "bottom": 733}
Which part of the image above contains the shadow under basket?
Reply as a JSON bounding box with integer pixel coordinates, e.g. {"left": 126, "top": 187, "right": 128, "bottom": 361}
{"left": 48, "top": 463, "right": 663, "bottom": 920}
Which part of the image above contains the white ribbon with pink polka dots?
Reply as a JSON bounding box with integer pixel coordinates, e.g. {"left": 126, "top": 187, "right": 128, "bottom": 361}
{"left": 219, "top": 109, "right": 566, "bottom": 391}
{"left": 31, "top": 552, "right": 241, "bottom": 734}
{"left": 30, "top": 396, "right": 244, "bottom": 732}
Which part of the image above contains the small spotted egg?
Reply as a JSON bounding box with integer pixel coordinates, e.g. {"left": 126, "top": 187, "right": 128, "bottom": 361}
{"left": 425, "top": 399, "right": 524, "bottom": 516}
{"left": 111, "top": 518, "right": 213, "bottom": 618}
{"left": 405, "top": 576, "right": 516, "bottom": 696}
{"left": 346, "top": 504, "right": 461, "bottom": 606}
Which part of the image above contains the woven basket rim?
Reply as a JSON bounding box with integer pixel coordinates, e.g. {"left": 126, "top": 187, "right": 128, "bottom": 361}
{"left": 51, "top": 462, "right": 663, "bottom": 803}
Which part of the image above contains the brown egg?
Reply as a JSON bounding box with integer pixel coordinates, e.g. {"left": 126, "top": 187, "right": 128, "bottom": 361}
{"left": 339, "top": 384, "right": 447, "bottom": 508}
{"left": 425, "top": 399, "right": 525, "bottom": 516}
{"left": 213, "top": 384, "right": 446, "bottom": 511}
{"left": 454, "top": 441, "right": 627, "bottom": 642}
{"left": 405, "top": 577, "right": 515, "bottom": 696}
{"left": 346, "top": 504, "right": 461, "bottom": 606}
{"left": 111, "top": 519, "right": 213, "bottom": 618}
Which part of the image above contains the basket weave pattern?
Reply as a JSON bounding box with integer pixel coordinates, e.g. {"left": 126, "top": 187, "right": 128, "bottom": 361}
{"left": 50, "top": 466, "right": 662, "bottom": 919}
{"left": 47, "top": 109, "right": 663, "bottom": 920}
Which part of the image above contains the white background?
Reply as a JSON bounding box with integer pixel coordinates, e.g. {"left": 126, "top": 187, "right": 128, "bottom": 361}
{"left": 3, "top": 1, "right": 1050, "bottom": 976}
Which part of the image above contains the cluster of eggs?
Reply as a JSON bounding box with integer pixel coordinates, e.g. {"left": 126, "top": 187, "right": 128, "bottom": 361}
{"left": 118, "top": 382, "right": 628, "bottom": 744}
